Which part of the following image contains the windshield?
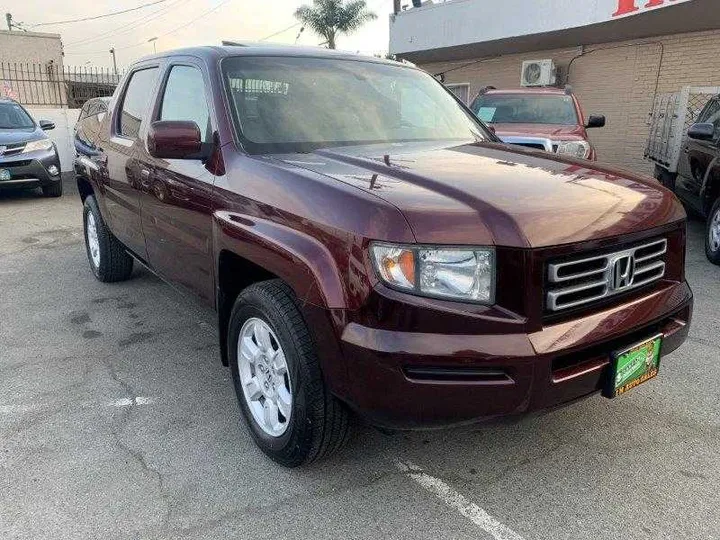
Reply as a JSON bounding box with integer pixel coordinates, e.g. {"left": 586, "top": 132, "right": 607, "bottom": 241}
{"left": 471, "top": 94, "right": 579, "bottom": 125}
{"left": 222, "top": 56, "right": 488, "bottom": 153}
{"left": 0, "top": 101, "right": 35, "bottom": 129}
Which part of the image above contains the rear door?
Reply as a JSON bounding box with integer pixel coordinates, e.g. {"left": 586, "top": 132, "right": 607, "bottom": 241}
{"left": 676, "top": 98, "right": 720, "bottom": 214}
{"left": 137, "top": 60, "right": 217, "bottom": 304}
{"left": 100, "top": 65, "right": 161, "bottom": 259}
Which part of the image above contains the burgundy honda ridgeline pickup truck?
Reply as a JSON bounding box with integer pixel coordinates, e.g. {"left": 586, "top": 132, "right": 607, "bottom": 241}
{"left": 74, "top": 46, "right": 692, "bottom": 467}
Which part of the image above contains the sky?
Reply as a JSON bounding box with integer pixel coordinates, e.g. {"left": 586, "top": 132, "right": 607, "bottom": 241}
{"left": 7, "top": 0, "right": 393, "bottom": 69}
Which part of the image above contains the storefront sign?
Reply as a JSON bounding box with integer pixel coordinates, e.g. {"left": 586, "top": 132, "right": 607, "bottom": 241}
{"left": 613, "top": 0, "right": 680, "bottom": 17}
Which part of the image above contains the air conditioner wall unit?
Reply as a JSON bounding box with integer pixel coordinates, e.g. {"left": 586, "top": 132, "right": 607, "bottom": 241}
{"left": 521, "top": 59, "right": 557, "bottom": 87}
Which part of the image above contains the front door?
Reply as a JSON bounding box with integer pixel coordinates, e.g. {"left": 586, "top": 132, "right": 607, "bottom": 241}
{"left": 676, "top": 98, "right": 720, "bottom": 215}
{"left": 101, "top": 66, "right": 161, "bottom": 259}
{"left": 137, "top": 62, "right": 216, "bottom": 304}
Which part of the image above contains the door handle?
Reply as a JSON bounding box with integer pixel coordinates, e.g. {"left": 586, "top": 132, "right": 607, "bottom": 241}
{"left": 140, "top": 169, "right": 151, "bottom": 188}
{"left": 683, "top": 146, "right": 690, "bottom": 154}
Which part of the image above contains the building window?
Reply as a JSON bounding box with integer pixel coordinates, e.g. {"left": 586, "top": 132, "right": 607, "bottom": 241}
{"left": 445, "top": 83, "right": 470, "bottom": 105}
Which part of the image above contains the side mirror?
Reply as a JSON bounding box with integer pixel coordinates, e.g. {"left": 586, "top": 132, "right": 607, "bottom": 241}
{"left": 586, "top": 115, "right": 606, "bottom": 129}
{"left": 39, "top": 120, "right": 55, "bottom": 131}
{"left": 147, "top": 120, "right": 203, "bottom": 159}
{"left": 687, "top": 122, "right": 715, "bottom": 141}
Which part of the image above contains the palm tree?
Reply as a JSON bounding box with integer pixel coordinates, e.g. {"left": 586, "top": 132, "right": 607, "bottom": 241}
{"left": 294, "top": 0, "right": 377, "bottom": 50}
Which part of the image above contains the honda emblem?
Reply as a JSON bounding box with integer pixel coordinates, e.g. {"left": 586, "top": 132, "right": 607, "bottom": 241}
{"left": 611, "top": 255, "right": 635, "bottom": 291}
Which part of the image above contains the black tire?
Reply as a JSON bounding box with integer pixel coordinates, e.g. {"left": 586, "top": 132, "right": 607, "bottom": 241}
{"left": 42, "top": 180, "right": 63, "bottom": 198}
{"left": 83, "top": 195, "right": 134, "bottom": 282}
{"left": 228, "top": 279, "right": 349, "bottom": 467}
{"left": 705, "top": 198, "right": 720, "bottom": 266}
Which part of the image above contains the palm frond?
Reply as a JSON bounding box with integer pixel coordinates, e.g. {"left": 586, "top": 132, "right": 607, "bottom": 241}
{"left": 294, "top": 0, "right": 376, "bottom": 48}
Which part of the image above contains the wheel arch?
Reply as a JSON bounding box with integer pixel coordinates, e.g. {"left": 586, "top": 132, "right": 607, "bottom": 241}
{"left": 702, "top": 157, "right": 720, "bottom": 216}
{"left": 213, "top": 211, "right": 348, "bottom": 367}
{"left": 76, "top": 174, "right": 94, "bottom": 202}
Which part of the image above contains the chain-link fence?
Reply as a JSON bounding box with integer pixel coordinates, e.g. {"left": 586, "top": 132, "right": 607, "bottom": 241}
{"left": 0, "top": 62, "right": 123, "bottom": 108}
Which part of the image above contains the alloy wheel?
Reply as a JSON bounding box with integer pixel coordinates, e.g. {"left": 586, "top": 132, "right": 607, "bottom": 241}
{"left": 86, "top": 212, "right": 101, "bottom": 268}
{"left": 237, "top": 317, "right": 292, "bottom": 437}
{"left": 710, "top": 208, "right": 720, "bottom": 253}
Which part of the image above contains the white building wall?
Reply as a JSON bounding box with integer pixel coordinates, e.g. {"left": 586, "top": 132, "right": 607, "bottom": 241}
{"left": 26, "top": 108, "right": 80, "bottom": 173}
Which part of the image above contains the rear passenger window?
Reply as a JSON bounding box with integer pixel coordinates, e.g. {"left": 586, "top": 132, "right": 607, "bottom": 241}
{"left": 119, "top": 68, "right": 159, "bottom": 139}
{"left": 159, "top": 65, "right": 211, "bottom": 142}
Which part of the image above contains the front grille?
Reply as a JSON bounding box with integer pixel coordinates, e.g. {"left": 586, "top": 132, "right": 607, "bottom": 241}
{"left": 0, "top": 160, "right": 31, "bottom": 168}
{"left": 546, "top": 238, "right": 667, "bottom": 312}
{"left": 512, "top": 143, "right": 546, "bottom": 150}
{"left": 0, "top": 142, "right": 26, "bottom": 157}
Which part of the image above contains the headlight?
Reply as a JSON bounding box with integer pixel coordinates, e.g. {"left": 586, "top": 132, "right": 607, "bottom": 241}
{"left": 370, "top": 243, "right": 495, "bottom": 303}
{"left": 22, "top": 139, "right": 53, "bottom": 153}
{"left": 555, "top": 140, "right": 591, "bottom": 159}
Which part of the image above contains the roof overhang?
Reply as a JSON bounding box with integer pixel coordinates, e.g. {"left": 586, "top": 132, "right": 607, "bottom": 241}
{"left": 390, "top": 0, "right": 720, "bottom": 63}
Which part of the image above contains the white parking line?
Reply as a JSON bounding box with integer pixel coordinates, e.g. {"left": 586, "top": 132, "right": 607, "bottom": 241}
{"left": 107, "top": 396, "right": 155, "bottom": 407}
{"left": 0, "top": 397, "right": 155, "bottom": 415}
{"left": 397, "top": 461, "right": 527, "bottom": 540}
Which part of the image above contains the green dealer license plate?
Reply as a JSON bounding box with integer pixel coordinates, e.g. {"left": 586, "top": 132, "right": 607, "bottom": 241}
{"left": 603, "top": 335, "right": 662, "bottom": 398}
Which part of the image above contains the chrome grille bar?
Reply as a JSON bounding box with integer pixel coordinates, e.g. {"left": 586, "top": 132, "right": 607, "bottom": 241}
{"left": 546, "top": 239, "right": 667, "bottom": 312}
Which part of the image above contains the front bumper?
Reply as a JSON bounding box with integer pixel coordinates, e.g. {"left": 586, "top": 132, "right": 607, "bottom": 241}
{"left": 339, "top": 280, "right": 692, "bottom": 428}
{"left": 0, "top": 149, "right": 61, "bottom": 190}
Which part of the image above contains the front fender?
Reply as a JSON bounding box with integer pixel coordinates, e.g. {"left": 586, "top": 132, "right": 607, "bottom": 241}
{"left": 213, "top": 210, "right": 347, "bottom": 309}
{"left": 213, "top": 210, "right": 353, "bottom": 396}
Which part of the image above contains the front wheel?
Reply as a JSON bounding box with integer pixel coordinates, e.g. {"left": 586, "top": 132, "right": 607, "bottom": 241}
{"left": 705, "top": 198, "right": 720, "bottom": 265}
{"left": 228, "top": 280, "right": 349, "bottom": 467}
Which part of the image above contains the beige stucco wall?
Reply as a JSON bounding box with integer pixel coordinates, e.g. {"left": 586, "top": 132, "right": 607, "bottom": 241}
{"left": 420, "top": 29, "right": 720, "bottom": 176}
{"left": 0, "top": 30, "right": 63, "bottom": 66}
{"left": 0, "top": 30, "right": 66, "bottom": 106}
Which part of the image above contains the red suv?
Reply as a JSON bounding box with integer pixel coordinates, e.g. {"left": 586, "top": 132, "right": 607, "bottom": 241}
{"left": 74, "top": 46, "right": 691, "bottom": 467}
{"left": 469, "top": 87, "right": 605, "bottom": 160}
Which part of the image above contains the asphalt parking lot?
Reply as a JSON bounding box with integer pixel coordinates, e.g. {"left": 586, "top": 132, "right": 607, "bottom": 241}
{"left": 1, "top": 177, "right": 719, "bottom": 540}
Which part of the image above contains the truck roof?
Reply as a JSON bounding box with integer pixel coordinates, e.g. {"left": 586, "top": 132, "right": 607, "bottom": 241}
{"left": 133, "top": 44, "right": 403, "bottom": 67}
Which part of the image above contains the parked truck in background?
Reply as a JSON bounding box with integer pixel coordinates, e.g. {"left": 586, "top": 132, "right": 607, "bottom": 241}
{"left": 646, "top": 87, "right": 720, "bottom": 264}
{"left": 469, "top": 86, "right": 606, "bottom": 160}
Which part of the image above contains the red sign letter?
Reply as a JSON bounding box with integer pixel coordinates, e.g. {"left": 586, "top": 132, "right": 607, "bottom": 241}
{"left": 644, "top": 0, "right": 665, "bottom": 6}
{"left": 613, "top": 0, "right": 639, "bottom": 16}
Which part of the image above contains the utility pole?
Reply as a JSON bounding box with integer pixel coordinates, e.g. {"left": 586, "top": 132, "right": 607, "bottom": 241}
{"left": 148, "top": 37, "right": 157, "bottom": 54}
{"left": 6, "top": 13, "right": 12, "bottom": 31}
{"left": 109, "top": 48, "right": 118, "bottom": 76}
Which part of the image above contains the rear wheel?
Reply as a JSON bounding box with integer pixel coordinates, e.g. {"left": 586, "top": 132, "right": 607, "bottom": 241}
{"left": 83, "top": 196, "right": 134, "bottom": 282}
{"left": 42, "top": 180, "right": 63, "bottom": 198}
{"left": 705, "top": 198, "right": 720, "bottom": 265}
{"left": 228, "top": 279, "right": 349, "bottom": 467}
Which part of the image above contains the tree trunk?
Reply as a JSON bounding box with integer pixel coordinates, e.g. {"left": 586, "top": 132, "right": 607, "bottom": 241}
{"left": 327, "top": 31, "right": 336, "bottom": 49}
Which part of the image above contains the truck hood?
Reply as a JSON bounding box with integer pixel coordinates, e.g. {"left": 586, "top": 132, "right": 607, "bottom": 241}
{"left": 491, "top": 123, "right": 586, "bottom": 140}
{"left": 275, "top": 141, "right": 684, "bottom": 248}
